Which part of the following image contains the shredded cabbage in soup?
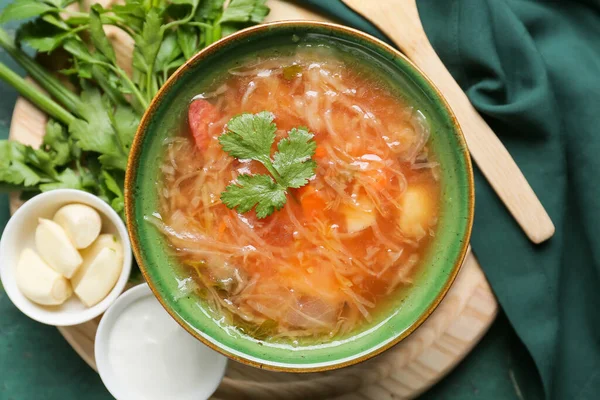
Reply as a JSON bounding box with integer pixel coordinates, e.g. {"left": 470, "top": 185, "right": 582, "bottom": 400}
{"left": 150, "top": 48, "right": 440, "bottom": 342}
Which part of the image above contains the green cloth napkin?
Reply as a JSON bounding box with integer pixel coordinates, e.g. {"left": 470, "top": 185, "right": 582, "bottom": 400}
{"left": 303, "top": 0, "right": 600, "bottom": 398}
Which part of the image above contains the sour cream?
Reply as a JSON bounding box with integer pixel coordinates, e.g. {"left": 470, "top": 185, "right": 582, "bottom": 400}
{"left": 96, "top": 284, "right": 227, "bottom": 400}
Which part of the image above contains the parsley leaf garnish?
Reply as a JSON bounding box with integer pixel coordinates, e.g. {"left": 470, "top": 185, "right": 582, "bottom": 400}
{"left": 273, "top": 127, "right": 317, "bottom": 188}
{"left": 220, "top": 174, "right": 287, "bottom": 219}
{"left": 218, "top": 111, "right": 276, "bottom": 163}
{"left": 219, "top": 112, "right": 317, "bottom": 218}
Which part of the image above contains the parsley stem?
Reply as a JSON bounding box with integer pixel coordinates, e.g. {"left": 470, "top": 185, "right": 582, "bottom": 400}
{"left": 187, "top": 22, "right": 213, "bottom": 29}
{"left": 106, "top": 64, "right": 148, "bottom": 113}
{"left": 204, "top": 26, "right": 212, "bottom": 46}
{"left": 212, "top": 24, "right": 222, "bottom": 44}
{"left": 259, "top": 158, "right": 299, "bottom": 204}
{"left": 65, "top": 11, "right": 133, "bottom": 34}
{"left": 146, "top": 71, "right": 153, "bottom": 102}
{"left": 0, "top": 62, "right": 75, "bottom": 126}
{"left": 143, "top": 36, "right": 163, "bottom": 101}
{"left": 203, "top": 23, "right": 222, "bottom": 46}
{"left": 260, "top": 157, "right": 283, "bottom": 184}
{"left": 91, "top": 66, "right": 128, "bottom": 106}
{"left": 162, "top": 0, "right": 201, "bottom": 31}
{"left": 0, "top": 27, "right": 83, "bottom": 116}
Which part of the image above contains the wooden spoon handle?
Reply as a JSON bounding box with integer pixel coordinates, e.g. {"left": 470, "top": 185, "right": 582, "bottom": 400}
{"left": 340, "top": 0, "right": 554, "bottom": 243}
{"left": 405, "top": 38, "right": 554, "bottom": 243}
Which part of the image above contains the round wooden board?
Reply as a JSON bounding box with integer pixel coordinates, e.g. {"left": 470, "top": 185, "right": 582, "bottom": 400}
{"left": 8, "top": 1, "right": 498, "bottom": 398}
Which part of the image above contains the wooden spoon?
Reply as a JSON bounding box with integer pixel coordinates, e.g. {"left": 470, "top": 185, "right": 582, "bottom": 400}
{"left": 341, "top": 0, "right": 554, "bottom": 244}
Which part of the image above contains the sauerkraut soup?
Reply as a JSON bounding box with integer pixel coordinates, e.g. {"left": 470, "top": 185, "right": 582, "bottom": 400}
{"left": 149, "top": 46, "right": 440, "bottom": 343}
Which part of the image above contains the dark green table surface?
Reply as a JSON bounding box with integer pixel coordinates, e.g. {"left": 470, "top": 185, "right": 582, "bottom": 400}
{"left": 0, "top": 1, "right": 551, "bottom": 398}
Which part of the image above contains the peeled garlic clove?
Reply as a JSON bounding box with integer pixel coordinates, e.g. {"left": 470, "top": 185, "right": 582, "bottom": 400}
{"left": 74, "top": 234, "right": 123, "bottom": 274}
{"left": 16, "top": 248, "right": 72, "bottom": 305}
{"left": 72, "top": 234, "right": 123, "bottom": 307}
{"left": 53, "top": 204, "right": 102, "bottom": 249}
{"left": 398, "top": 185, "right": 436, "bottom": 240}
{"left": 35, "top": 218, "right": 82, "bottom": 278}
{"left": 73, "top": 247, "right": 122, "bottom": 307}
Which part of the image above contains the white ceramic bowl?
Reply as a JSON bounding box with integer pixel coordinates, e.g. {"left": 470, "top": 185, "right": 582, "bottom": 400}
{"left": 0, "top": 189, "right": 132, "bottom": 326}
{"left": 95, "top": 284, "right": 227, "bottom": 400}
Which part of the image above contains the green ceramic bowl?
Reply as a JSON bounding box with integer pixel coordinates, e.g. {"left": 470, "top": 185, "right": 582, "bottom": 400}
{"left": 125, "top": 21, "right": 474, "bottom": 372}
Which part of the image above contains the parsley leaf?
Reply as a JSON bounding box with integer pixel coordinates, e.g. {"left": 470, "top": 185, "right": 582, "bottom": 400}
{"left": 101, "top": 170, "right": 125, "bottom": 213}
{"left": 39, "top": 168, "right": 83, "bottom": 191}
{"left": 89, "top": 5, "right": 117, "bottom": 64}
{"left": 68, "top": 86, "right": 128, "bottom": 170}
{"left": 111, "top": 104, "right": 140, "bottom": 153}
{"left": 220, "top": 0, "right": 269, "bottom": 24}
{"left": 134, "top": 9, "right": 162, "bottom": 70}
{"left": 22, "top": 141, "right": 56, "bottom": 178}
{"left": 273, "top": 127, "right": 317, "bottom": 188}
{"left": 155, "top": 31, "right": 183, "bottom": 75}
{"left": 63, "top": 38, "right": 105, "bottom": 65}
{"left": 111, "top": 0, "right": 145, "bottom": 32}
{"left": 1, "top": 160, "right": 42, "bottom": 186}
{"left": 219, "top": 111, "right": 276, "bottom": 162}
{"left": 0, "top": 0, "right": 55, "bottom": 24}
{"left": 42, "top": 120, "right": 71, "bottom": 166}
{"left": 221, "top": 174, "right": 286, "bottom": 219}
{"left": 16, "top": 17, "right": 74, "bottom": 52}
{"left": 176, "top": 25, "right": 198, "bottom": 60}
{"left": 0, "top": 141, "right": 55, "bottom": 188}
{"left": 196, "top": 0, "right": 225, "bottom": 21}
{"left": 219, "top": 112, "right": 317, "bottom": 218}
{"left": 132, "top": 8, "right": 163, "bottom": 97}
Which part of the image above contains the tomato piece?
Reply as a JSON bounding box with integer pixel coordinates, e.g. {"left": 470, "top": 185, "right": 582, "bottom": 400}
{"left": 188, "top": 99, "right": 220, "bottom": 151}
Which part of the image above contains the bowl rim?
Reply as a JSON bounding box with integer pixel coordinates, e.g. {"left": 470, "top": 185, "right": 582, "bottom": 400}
{"left": 0, "top": 189, "right": 132, "bottom": 326}
{"left": 125, "top": 20, "right": 474, "bottom": 372}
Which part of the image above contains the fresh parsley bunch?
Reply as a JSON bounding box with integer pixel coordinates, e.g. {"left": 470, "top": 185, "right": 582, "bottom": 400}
{"left": 0, "top": 0, "right": 269, "bottom": 214}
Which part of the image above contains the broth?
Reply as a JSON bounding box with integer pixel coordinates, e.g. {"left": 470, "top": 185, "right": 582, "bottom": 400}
{"left": 151, "top": 46, "right": 440, "bottom": 342}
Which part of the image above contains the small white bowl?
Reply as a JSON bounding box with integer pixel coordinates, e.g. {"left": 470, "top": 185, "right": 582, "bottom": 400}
{"left": 0, "top": 189, "right": 132, "bottom": 326}
{"left": 95, "top": 284, "right": 227, "bottom": 400}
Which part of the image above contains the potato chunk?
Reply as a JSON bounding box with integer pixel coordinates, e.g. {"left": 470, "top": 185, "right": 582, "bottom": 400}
{"left": 399, "top": 185, "right": 436, "bottom": 240}
{"left": 341, "top": 195, "right": 376, "bottom": 233}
